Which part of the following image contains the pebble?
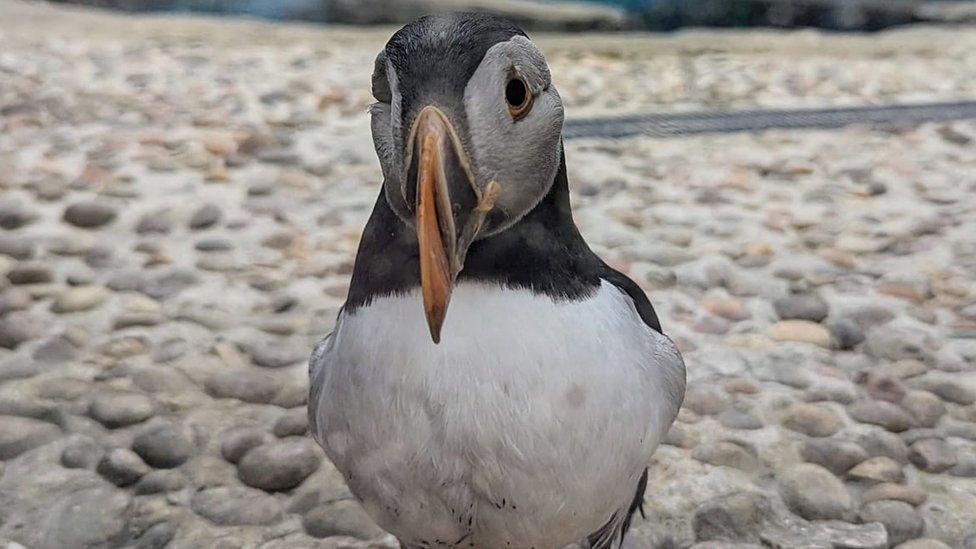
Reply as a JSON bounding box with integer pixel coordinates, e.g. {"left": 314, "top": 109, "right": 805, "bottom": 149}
{"left": 895, "top": 540, "right": 952, "bottom": 549}
{"left": 848, "top": 400, "right": 914, "bottom": 432}
{"left": 769, "top": 320, "right": 832, "bottom": 348}
{"left": 862, "top": 483, "right": 928, "bottom": 507}
{"left": 131, "top": 422, "right": 195, "bottom": 468}
{"left": 237, "top": 438, "right": 321, "bottom": 491}
{"left": 774, "top": 292, "right": 829, "bottom": 322}
{"left": 0, "top": 415, "right": 61, "bottom": 459}
{"left": 859, "top": 500, "right": 925, "bottom": 546}
{"left": 135, "top": 211, "right": 173, "bottom": 234}
{"left": 134, "top": 469, "right": 187, "bottom": 495}
{"left": 858, "top": 430, "right": 910, "bottom": 464}
{"left": 219, "top": 426, "right": 269, "bottom": 463}
{"left": 189, "top": 203, "right": 222, "bottom": 230}
{"left": 191, "top": 486, "right": 283, "bottom": 526}
{"left": 63, "top": 201, "right": 117, "bottom": 228}
{"left": 692, "top": 441, "right": 760, "bottom": 473}
{"left": 911, "top": 376, "right": 976, "bottom": 405}
{"left": 718, "top": 409, "right": 764, "bottom": 430}
{"left": 781, "top": 402, "right": 841, "bottom": 437}
{"left": 901, "top": 390, "right": 946, "bottom": 428}
{"left": 800, "top": 439, "right": 867, "bottom": 475}
{"left": 827, "top": 318, "right": 866, "bottom": 350}
{"left": 6, "top": 262, "right": 53, "bottom": 284}
{"left": 847, "top": 456, "right": 905, "bottom": 484}
{"left": 859, "top": 369, "right": 907, "bottom": 403}
{"left": 778, "top": 463, "right": 852, "bottom": 520}
{"left": 273, "top": 408, "right": 309, "bottom": 437}
{"left": 88, "top": 392, "right": 155, "bottom": 428}
{"left": 303, "top": 500, "right": 384, "bottom": 540}
{"left": 908, "top": 439, "right": 958, "bottom": 473}
{"left": 97, "top": 448, "right": 152, "bottom": 487}
{"left": 683, "top": 384, "right": 732, "bottom": 416}
{"left": 205, "top": 370, "right": 279, "bottom": 403}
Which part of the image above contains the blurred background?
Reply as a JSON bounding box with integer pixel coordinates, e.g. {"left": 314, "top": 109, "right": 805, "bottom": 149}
{"left": 2, "top": 1, "right": 975, "bottom": 548}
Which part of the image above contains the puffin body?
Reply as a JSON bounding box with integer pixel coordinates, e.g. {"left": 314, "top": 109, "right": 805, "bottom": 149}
{"left": 309, "top": 13, "right": 685, "bottom": 548}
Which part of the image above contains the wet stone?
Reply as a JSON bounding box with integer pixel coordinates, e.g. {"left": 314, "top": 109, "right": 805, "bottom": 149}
{"left": 238, "top": 438, "right": 321, "bottom": 491}
{"left": 97, "top": 447, "right": 151, "bottom": 487}
{"left": 859, "top": 500, "right": 924, "bottom": 546}
{"left": 131, "top": 422, "right": 195, "bottom": 468}
{"left": 778, "top": 463, "right": 852, "bottom": 521}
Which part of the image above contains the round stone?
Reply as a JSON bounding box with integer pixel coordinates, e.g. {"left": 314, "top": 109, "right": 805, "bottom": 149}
{"left": 219, "top": 427, "right": 268, "bottom": 464}
{"left": 901, "top": 391, "right": 946, "bottom": 428}
{"left": 205, "top": 370, "right": 278, "bottom": 404}
{"left": 848, "top": 456, "right": 905, "bottom": 484}
{"left": 774, "top": 292, "right": 829, "bottom": 322}
{"left": 273, "top": 409, "right": 309, "bottom": 438}
{"left": 848, "top": 400, "right": 914, "bottom": 432}
{"left": 782, "top": 403, "right": 840, "bottom": 437}
{"left": 859, "top": 369, "right": 907, "bottom": 403}
{"left": 909, "top": 439, "right": 958, "bottom": 473}
{"left": 895, "top": 540, "right": 952, "bottom": 549}
{"left": 51, "top": 285, "right": 109, "bottom": 313}
{"left": 769, "top": 320, "right": 832, "bottom": 348}
{"left": 0, "top": 415, "right": 60, "bottom": 459}
{"left": 303, "top": 500, "right": 384, "bottom": 540}
{"left": 778, "top": 463, "right": 852, "bottom": 521}
{"left": 0, "top": 312, "right": 46, "bottom": 349}
{"left": 237, "top": 438, "right": 321, "bottom": 491}
{"left": 827, "top": 318, "right": 866, "bottom": 350}
{"left": 692, "top": 441, "right": 759, "bottom": 473}
{"left": 191, "top": 486, "right": 283, "bottom": 526}
{"left": 6, "top": 262, "right": 52, "bottom": 284}
{"left": 683, "top": 384, "right": 731, "bottom": 416}
{"left": 859, "top": 500, "right": 924, "bottom": 546}
{"left": 97, "top": 448, "right": 151, "bottom": 487}
{"left": 912, "top": 376, "right": 976, "bottom": 405}
{"left": 88, "top": 392, "right": 155, "bottom": 428}
{"left": 63, "top": 201, "right": 117, "bottom": 228}
{"left": 862, "top": 483, "right": 928, "bottom": 507}
{"left": 134, "top": 470, "right": 187, "bottom": 495}
{"left": 131, "top": 422, "right": 195, "bottom": 468}
{"left": 800, "top": 439, "right": 867, "bottom": 475}
{"left": 189, "top": 204, "right": 222, "bottom": 230}
{"left": 692, "top": 491, "right": 771, "bottom": 543}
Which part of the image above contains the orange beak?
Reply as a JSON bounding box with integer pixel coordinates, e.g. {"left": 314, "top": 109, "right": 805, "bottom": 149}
{"left": 410, "top": 106, "right": 501, "bottom": 344}
{"left": 413, "top": 107, "right": 460, "bottom": 344}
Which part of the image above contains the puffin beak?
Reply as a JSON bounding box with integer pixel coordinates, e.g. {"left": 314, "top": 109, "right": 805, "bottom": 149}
{"left": 408, "top": 106, "right": 498, "bottom": 344}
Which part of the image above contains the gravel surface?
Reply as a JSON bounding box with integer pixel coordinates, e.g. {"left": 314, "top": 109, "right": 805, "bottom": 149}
{"left": 1, "top": 2, "right": 975, "bottom": 548}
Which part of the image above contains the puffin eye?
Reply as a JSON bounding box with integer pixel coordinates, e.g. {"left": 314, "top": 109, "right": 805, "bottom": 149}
{"left": 505, "top": 76, "right": 533, "bottom": 120}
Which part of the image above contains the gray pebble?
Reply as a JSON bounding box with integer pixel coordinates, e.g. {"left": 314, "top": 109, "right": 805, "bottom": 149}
{"left": 859, "top": 500, "right": 924, "bottom": 546}
{"left": 302, "top": 500, "right": 384, "bottom": 540}
{"left": 97, "top": 447, "right": 151, "bottom": 487}
{"left": 0, "top": 415, "right": 60, "bottom": 459}
{"left": 774, "top": 292, "right": 829, "bottom": 322}
{"left": 220, "top": 426, "right": 268, "bottom": 463}
{"left": 189, "top": 203, "right": 222, "bottom": 230}
{"left": 88, "top": 392, "right": 155, "bottom": 428}
{"left": 205, "top": 370, "right": 278, "bottom": 404}
{"left": 132, "top": 422, "right": 195, "bottom": 468}
{"left": 63, "top": 201, "right": 117, "bottom": 228}
{"left": 238, "top": 438, "right": 321, "bottom": 491}
{"left": 191, "top": 486, "right": 283, "bottom": 526}
{"left": 778, "top": 463, "right": 852, "bottom": 520}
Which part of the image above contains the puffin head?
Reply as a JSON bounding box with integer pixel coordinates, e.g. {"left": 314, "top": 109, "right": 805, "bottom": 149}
{"left": 370, "top": 13, "right": 565, "bottom": 343}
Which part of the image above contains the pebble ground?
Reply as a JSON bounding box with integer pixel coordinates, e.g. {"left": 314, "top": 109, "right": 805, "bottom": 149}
{"left": 1, "top": 2, "right": 975, "bottom": 548}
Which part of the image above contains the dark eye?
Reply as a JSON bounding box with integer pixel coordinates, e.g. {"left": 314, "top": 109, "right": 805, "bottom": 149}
{"left": 505, "top": 76, "right": 533, "bottom": 120}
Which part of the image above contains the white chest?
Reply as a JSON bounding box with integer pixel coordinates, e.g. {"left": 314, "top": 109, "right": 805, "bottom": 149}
{"left": 309, "top": 281, "right": 684, "bottom": 548}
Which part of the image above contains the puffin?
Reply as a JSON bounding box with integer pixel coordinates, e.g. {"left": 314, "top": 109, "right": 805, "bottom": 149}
{"left": 309, "top": 13, "right": 686, "bottom": 549}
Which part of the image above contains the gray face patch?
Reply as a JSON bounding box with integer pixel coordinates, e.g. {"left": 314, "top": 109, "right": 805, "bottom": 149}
{"left": 463, "top": 36, "right": 564, "bottom": 235}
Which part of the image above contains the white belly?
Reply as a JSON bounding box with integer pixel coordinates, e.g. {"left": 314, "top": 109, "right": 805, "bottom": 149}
{"left": 309, "top": 280, "right": 684, "bottom": 548}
